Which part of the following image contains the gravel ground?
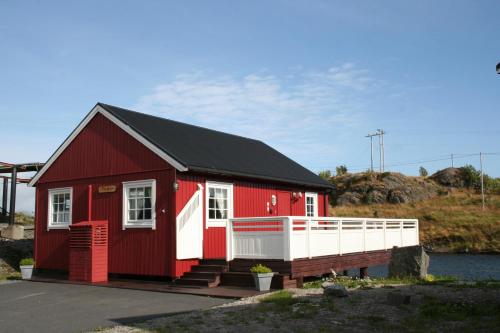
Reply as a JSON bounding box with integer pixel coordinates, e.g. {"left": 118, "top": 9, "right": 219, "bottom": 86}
{"left": 97, "top": 283, "right": 500, "bottom": 333}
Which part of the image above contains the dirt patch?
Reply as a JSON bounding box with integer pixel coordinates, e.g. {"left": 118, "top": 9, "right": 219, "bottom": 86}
{"left": 97, "top": 283, "right": 500, "bottom": 332}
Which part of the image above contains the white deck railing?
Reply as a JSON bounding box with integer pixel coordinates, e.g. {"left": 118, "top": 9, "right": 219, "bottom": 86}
{"left": 226, "top": 216, "right": 419, "bottom": 261}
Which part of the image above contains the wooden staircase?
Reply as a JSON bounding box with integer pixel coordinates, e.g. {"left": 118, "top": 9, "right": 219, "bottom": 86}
{"left": 175, "top": 259, "right": 228, "bottom": 288}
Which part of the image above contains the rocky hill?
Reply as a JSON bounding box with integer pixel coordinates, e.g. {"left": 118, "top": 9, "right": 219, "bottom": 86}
{"left": 330, "top": 171, "right": 444, "bottom": 206}
{"left": 329, "top": 166, "right": 495, "bottom": 206}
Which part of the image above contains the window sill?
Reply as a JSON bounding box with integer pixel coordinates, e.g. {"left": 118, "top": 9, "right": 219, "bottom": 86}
{"left": 122, "top": 223, "right": 156, "bottom": 230}
{"left": 47, "top": 224, "right": 71, "bottom": 230}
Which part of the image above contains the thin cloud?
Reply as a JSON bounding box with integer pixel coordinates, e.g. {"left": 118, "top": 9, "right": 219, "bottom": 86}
{"left": 135, "top": 63, "right": 381, "bottom": 163}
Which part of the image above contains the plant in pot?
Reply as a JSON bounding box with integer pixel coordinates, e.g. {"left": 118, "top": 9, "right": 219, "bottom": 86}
{"left": 19, "top": 258, "right": 35, "bottom": 280}
{"left": 250, "top": 264, "right": 274, "bottom": 291}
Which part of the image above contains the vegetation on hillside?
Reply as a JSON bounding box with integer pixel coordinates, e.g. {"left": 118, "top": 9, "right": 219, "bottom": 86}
{"left": 15, "top": 212, "right": 34, "bottom": 225}
{"left": 331, "top": 190, "right": 500, "bottom": 253}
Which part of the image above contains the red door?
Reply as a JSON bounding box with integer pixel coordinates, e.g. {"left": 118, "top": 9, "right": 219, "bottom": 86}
{"left": 277, "top": 191, "right": 291, "bottom": 216}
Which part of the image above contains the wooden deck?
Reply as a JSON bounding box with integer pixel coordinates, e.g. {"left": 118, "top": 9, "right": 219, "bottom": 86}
{"left": 228, "top": 249, "right": 392, "bottom": 287}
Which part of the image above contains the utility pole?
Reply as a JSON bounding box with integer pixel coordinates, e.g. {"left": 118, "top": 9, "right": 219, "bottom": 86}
{"left": 451, "top": 154, "right": 454, "bottom": 168}
{"left": 365, "top": 133, "right": 378, "bottom": 172}
{"left": 377, "top": 129, "right": 385, "bottom": 172}
{"left": 480, "top": 152, "right": 485, "bottom": 211}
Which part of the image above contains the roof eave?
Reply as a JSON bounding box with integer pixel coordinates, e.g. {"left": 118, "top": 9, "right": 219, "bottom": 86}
{"left": 185, "top": 166, "right": 335, "bottom": 190}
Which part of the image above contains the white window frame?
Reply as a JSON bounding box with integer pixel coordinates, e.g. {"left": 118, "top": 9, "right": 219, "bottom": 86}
{"left": 47, "top": 187, "right": 73, "bottom": 230}
{"left": 205, "top": 181, "right": 233, "bottom": 228}
{"left": 122, "top": 179, "right": 156, "bottom": 230}
{"left": 305, "top": 192, "right": 318, "bottom": 217}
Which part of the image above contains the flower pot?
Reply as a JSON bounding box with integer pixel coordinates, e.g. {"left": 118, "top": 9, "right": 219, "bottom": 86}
{"left": 20, "top": 265, "right": 34, "bottom": 280}
{"left": 252, "top": 272, "right": 274, "bottom": 291}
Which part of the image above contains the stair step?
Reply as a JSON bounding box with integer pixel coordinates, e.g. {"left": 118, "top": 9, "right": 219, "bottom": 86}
{"left": 200, "top": 259, "right": 228, "bottom": 266}
{"left": 176, "top": 276, "right": 220, "bottom": 288}
{"left": 183, "top": 271, "right": 219, "bottom": 280}
{"left": 192, "top": 265, "right": 227, "bottom": 273}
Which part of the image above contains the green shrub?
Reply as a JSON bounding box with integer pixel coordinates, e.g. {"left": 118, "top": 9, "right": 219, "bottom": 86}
{"left": 250, "top": 264, "right": 272, "bottom": 274}
{"left": 336, "top": 165, "right": 348, "bottom": 176}
{"left": 419, "top": 166, "right": 428, "bottom": 177}
{"left": 461, "top": 165, "right": 481, "bottom": 189}
{"left": 318, "top": 170, "right": 332, "bottom": 180}
{"left": 19, "top": 258, "right": 34, "bottom": 266}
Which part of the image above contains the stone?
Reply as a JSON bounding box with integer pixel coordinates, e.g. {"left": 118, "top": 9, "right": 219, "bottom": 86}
{"left": 389, "top": 245, "right": 429, "bottom": 279}
{"left": 430, "top": 167, "right": 465, "bottom": 188}
{"left": 0, "top": 225, "right": 24, "bottom": 240}
{"left": 336, "top": 192, "right": 362, "bottom": 205}
{"left": 387, "top": 291, "right": 411, "bottom": 306}
{"left": 322, "top": 283, "right": 349, "bottom": 298}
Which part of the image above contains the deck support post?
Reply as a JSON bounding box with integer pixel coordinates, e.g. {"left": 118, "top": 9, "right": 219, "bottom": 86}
{"left": 360, "top": 267, "right": 368, "bottom": 279}
{"left": 9, "top": 167, "right": 16, "bottom": 225}
{"left": 2, "top": 177, "right": 8, "bottom": 216}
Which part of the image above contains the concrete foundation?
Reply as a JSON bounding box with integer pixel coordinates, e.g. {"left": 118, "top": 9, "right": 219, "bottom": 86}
{"left": 1, "top": 225, "right": 24, "bottom": 240}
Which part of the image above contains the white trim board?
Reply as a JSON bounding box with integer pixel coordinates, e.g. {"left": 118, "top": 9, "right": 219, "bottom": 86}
{"left": 28, "top": 104, "right": 188, "bottom": 187}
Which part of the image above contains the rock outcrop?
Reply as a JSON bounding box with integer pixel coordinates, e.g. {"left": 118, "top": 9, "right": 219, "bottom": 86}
{"left": 331, "top": 172, "right": 443, "bottom": 206}
{"left": 430, "top": 167, "right": 466, "bottom": 188}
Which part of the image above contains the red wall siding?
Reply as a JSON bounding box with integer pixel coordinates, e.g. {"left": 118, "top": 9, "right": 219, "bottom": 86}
{"left": 174, "top": 173, "right": 329, "bottom": 276}
{"left": 35, "top": 113, "right": 176, "bottom": 277}
{"left": 40, "top": 113, "right": 169, "bottom": 183}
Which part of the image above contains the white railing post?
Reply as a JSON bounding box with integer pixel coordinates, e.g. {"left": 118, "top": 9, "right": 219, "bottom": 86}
{"left": 415, "top": 219, "right": 420, "bottom": 245}
{"left": 363, "top": 219, "right": 367, "bottom": 252}
{"left": 283, "top": 217, "right": 293, "bottom": 261}
{"left": 383, "top": 219, "right": 387, "bottom": 250}
{"left": 307, "top": 217, "right": 312, "bottom": 259}
{"left": 338, "top": 218, "right": 342, "bottom": 255}
{"left": 226, "top": 219, "right": 233, "bottom": 261}
{"left": 400, "top": 220, "right": 404, "bottom": 247}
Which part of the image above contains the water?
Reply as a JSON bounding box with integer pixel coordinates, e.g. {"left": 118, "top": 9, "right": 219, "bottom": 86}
{"left": 348, "top": 254, "right": 500, "bottom": 280}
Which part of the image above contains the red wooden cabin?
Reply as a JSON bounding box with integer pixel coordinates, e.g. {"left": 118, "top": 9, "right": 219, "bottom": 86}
{"left": 29, "top": 103, "right": 336, "bottom": 284}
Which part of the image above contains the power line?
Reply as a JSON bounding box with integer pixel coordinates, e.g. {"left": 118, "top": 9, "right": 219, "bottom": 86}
{"left": 311, "top": 151, "right": 500, "bottom": 173}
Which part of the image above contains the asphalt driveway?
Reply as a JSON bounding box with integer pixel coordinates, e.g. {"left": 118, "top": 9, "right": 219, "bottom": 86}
{"left": 0, "top": 280, "right": 228, "bottom": 333}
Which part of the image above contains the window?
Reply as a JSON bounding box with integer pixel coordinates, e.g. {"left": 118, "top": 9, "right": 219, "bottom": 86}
{"left": 48, "top": 188, "right": 72, "bottom": 229}
{"left": 122, "top": 179, "right": 156, "bottom": 229}
{"left": 206, "top": 181, "right": 233, "bottom": 227}
{"left": 305, "top": 192, "right": 318, "bottom": 217}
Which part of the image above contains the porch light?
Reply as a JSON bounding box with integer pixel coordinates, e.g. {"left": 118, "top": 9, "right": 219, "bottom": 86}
{"left": 173, "top": 181, "right": 179, "bottom": 192}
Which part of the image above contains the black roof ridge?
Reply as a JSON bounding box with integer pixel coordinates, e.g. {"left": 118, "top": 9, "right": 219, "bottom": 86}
{"left": 97, "top": 102, "right": 263, "bottom": 144}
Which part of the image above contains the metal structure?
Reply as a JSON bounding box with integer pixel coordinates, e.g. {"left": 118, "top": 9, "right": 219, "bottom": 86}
{"left": 365, "top": 129, "right": 386, "bottom": 172}
{"left": 0, "top": 162, "right": 44, "bottom": 225}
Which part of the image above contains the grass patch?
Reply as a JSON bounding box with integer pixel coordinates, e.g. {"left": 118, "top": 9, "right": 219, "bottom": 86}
{"left": 420, "top": 299, "right": 500, "bottom": 321}
{"left": 260, "top": 290, "right": 295, "bottom": 305}
{"left": 0, "top": 272, "right": 21, "bottom": 281}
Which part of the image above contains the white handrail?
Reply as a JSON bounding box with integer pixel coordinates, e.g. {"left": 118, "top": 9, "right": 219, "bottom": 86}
{"left": 227, "top": 216, "right": 419, "bottom": 261}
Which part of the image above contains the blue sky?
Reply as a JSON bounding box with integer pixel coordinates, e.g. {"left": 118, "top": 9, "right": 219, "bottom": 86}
{"left": 1, "top": 1, "right": 499, "bottom": 212}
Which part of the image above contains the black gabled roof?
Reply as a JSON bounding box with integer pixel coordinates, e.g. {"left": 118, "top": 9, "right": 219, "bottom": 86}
{"left": 99, "top": 103, "right": 333, "bottom": 190}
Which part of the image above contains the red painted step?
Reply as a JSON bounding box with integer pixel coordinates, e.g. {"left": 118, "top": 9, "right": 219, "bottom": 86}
{"left": 176, "top": 275, "right": 221, "bottom": 288}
